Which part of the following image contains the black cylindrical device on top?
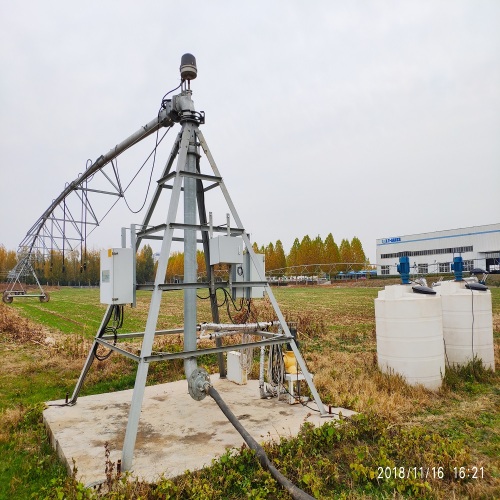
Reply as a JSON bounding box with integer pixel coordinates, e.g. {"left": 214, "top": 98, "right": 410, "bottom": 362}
{"left": 180, "top": 53, "right": 197, "bottom": 80}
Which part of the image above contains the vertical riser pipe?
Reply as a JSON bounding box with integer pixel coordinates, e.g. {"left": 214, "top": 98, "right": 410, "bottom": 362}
{"left": 184, "top": 126, "right": 198, "bottom": 379}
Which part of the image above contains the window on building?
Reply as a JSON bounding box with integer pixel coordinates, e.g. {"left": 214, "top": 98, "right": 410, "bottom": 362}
{"left": 381, "top": 265, "right": 390, "bottom": 275}
{"left": 438, "top": 262, "right": 450, "bottom": 273}
{"left": 380, "top": 245, "right": 473, "bottom": 260}
{"left": 418, "top": 263, "right": 428, "bottom": 274}
{"left": 463, "top": 260, "right": 474, "bottom": 272}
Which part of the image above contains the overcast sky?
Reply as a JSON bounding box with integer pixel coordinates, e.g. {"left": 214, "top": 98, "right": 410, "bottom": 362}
{"left": 1, "top": 1, "right": 499, "bottom": 263}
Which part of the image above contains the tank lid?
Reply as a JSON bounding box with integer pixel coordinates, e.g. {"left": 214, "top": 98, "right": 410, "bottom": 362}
{"left": 465, "top": 282, "right": 488, "bottom": 291}
{"left": 412, "top": 285, "right": 436, "bottom": 295}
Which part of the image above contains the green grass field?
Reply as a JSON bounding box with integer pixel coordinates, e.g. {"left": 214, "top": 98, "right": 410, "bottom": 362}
{"left": 1, "top": 285, "right": 499, "bottom": 499}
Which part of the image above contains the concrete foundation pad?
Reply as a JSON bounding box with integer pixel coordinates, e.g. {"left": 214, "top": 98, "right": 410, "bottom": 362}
{"left": 44, "top": 376, "right": 354, "bottom": 486}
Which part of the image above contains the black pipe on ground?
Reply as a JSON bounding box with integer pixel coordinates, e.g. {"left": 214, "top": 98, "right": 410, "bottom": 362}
{"left": 207, "top": 385, "right": 316, "bottom": 500}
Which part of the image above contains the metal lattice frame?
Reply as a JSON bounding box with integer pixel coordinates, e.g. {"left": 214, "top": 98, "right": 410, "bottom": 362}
{"left": 3, "top": 107, "right": 174, "bottom": 303}
{"left": 66, "top": 83, "right": 328, "bottom": 471}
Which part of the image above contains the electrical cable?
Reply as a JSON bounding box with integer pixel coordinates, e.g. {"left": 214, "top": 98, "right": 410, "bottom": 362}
{"left": 84, "top": 127, "right": 172, "bottom": 239}
{"left": 117, "top": 126, "right": 172, "bottom": 214}
{"left": 49, "top": 306, "right": 123, "bottom": 407}
{"left": 219, "top": 288, "right": 256, "bottom": 324}
{"left": 279, "top": 383, "right": 324, "bottom": 414}
{"left": 160, "top": 81, "right": 182, "bottom": 109}
{"left": 265, "top": 343, "right": 285, "bottom": 397}
{"left": 200, "top": 287, "right": 229, "bottom": 307}
{"left": 131, "top": 81, "right": 180, "bottom": 212}
{"left": 94, "top": 305, "right": 124, "bottom": 361}
{"left": 443, "top": 338, "right": 450, "bottom": 368}
{"left": 470, "top": 285, "right": 476, "bottom": 377}
{"left": 265, "top": 335, "right": 339, "bottom": 415}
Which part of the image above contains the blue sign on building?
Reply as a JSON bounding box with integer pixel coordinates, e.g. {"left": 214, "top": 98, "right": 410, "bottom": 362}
{"left": 381, "top": 237, "right": 401, "bottom": 244}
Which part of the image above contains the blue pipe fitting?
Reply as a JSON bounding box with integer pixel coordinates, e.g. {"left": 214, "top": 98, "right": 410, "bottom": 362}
{"left": 397, "top": 256, "right": 410, "bottom": 284}
{"left": 451, "top": 256, "right": 463, "bottom": 281}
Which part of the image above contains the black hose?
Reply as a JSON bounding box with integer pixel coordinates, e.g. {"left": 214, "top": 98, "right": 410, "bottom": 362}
{"left": 207, "top": 386, "right": 316, "bottom": 500}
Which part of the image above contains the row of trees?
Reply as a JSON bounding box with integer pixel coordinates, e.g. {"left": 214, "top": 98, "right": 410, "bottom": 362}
{"left": 0, "top": 245, "right": 158, "bottom": 287}
{"left": 1, "top": 234, "right": 368, "bottom": 285}
{"left": 262, "top": 234, "right": 367, "bottom": 275}
{"left": 0, "top": 245, "right": 17, "bottom": 278}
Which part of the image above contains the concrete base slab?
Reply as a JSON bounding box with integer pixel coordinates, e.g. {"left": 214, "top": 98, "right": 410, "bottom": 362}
{"left": 44, "top": 376, "right": 354, "bottom": 486}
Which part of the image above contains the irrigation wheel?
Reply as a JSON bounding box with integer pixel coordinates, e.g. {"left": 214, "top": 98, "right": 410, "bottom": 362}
{"left": 39, "top": 292, "right": 50, "bottom": 303}
{"left": 2, "top": 292, "right": 13, "bottom": 304}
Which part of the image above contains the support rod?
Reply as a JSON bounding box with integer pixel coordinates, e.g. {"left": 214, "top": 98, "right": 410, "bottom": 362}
{"left": 196, "top": 168, "right": 225, "bottom": 377}
{"left": 69, "top": 305, "right": 114, "bottom": 404}
{"left": 121, "top": 117, "right": 192, "bottom": 472}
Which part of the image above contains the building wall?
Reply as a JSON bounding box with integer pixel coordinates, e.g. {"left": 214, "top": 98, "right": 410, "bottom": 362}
{"left": 376, "top": 223, "right": 500, "bottom": 275}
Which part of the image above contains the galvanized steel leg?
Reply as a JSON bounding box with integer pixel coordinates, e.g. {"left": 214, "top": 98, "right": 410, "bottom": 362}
{"left": 69, "top": 305, "right": 114, "bottom": 404}
{"left": 121, "top": 122, "right": 192, "bottom": 471}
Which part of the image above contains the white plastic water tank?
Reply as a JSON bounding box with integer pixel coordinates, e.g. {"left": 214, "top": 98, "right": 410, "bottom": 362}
{"left": 375, "top": 285, "right": 444, "bottom": 390}
{"left": 435, "top": 281, "right": 495, "bottom": 370}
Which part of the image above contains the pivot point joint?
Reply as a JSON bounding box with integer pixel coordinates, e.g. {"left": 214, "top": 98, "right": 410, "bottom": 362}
{"left": 188, "top": 368, "right": 211, "bottom": 401}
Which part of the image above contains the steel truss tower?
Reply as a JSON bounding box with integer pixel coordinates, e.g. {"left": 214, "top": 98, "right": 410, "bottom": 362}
{"left": 69, "top": 57, "right": 327, "bottom": 471}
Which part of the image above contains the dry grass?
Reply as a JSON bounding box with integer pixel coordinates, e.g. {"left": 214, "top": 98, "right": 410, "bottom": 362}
{"left": 0, "top": 302, "right": 47, "bottom": 344}
{"left": 1, "top": 287, "right": 499, "bottom": 498}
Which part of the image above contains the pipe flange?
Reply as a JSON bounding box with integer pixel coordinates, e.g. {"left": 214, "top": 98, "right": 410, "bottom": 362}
{"left": 188, "top": 368, "right": 211, "bottom": 401}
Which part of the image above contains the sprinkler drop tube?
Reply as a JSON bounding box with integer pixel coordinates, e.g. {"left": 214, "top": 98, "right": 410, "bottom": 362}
{"left": 207, "top": 385, "right": 316, "bottom": 500}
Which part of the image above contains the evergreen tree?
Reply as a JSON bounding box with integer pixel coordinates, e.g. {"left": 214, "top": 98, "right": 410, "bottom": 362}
{"left": 298, "top": 235, "right": 312, "bottom": 266}
{"left": 324, "top": 233, "right": 340, "bottom": 273}
{"left": 274, "top": 240, "right": 287, "bottom": 276}
{"left": 86, "top": 249, "right": 101, "bottom": 286}
{"left": 166, "top": 251, "right": 184, "bottom": 282}
{"left": 339, "top": 238, "right": 353, "bottom": 273}
{"left": 311, "top": 235, "right": 324, "bottom": 265}
{"left": 136, "top": 245, "right": 155, "bottom": 284}
{"left": 265, "top": 242, "right": 276, "bottom": 275}
{"left": 197, "top": 249, "right": 206, "bottom": 279}
{"left": 350, "top": 237, "right": 366, "bottom": 271}
{"left": 287, "top": 238, "right": 301, "bottom": 270}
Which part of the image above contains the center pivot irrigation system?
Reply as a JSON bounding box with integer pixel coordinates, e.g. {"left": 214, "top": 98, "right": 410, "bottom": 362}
{"left": 37, "top": 55, "right": 328, "bottom": 499}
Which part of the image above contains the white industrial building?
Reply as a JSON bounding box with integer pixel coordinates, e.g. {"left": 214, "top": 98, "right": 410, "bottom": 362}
{"left": 376, "top": 223, "right": 500, "bottom": 276}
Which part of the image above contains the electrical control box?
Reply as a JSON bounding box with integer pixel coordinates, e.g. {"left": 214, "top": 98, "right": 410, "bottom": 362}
{"left": 232, "top": 252, "right": 266, "bottom": 299}
{"left": 100, "top": 248, "right": 134, "bottom": 305}
{"left": 209, "top": 236, "right": 243, "bottom": 265}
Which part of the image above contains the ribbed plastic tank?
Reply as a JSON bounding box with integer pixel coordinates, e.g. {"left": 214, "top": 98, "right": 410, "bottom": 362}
{"left": 435, "top": 281, "right": 495, "bottom": 370}
{"left": 375, "top": 285, "right": 444, "bottom": 390}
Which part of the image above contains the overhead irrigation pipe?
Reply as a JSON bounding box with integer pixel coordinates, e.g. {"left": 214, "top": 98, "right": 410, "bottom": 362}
{"left": 206, "top": 385, "right": 316, "bottom": 500}
{"left": 20, "top": 105, "right": 175, "bottom": 255}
